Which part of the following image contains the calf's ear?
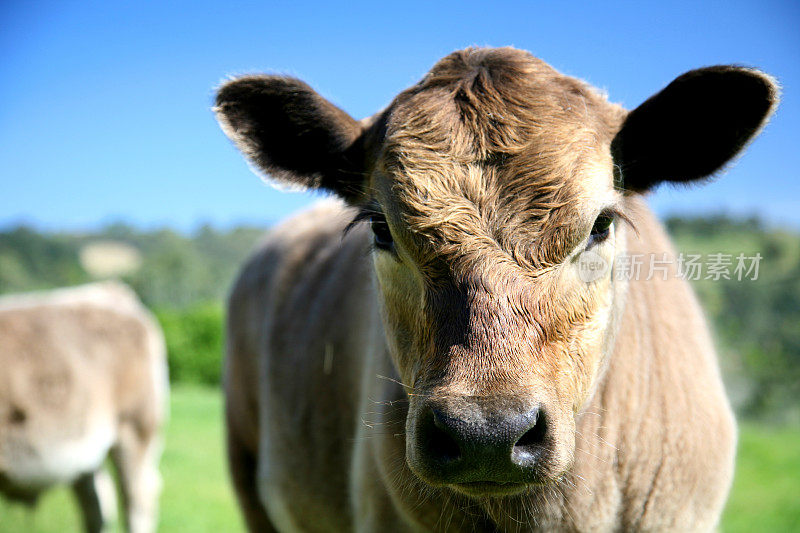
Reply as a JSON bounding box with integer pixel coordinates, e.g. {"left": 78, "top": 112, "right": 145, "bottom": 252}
{"left": 611, "top": 66, "right": 779, "bottom": 193}
{"left": 215, "top": 76, "right": 366, "bottom": 202}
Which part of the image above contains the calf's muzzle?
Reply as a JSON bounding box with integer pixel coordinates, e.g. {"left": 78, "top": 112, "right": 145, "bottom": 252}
{"left": 409, "top": 396, "right": 549, "bottom": 495}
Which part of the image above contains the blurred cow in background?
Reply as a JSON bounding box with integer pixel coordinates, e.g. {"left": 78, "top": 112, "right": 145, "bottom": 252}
{"left": 0, "top": 281, "right": 168, "bottom": 533}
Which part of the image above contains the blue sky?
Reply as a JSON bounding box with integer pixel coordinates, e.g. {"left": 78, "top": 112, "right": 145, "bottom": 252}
{"left": 1, "top": 1, "right": 798, "bottom": 231}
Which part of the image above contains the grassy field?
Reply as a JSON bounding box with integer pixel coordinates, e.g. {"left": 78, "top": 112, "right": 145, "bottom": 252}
{"left": 1, "top": 386, "right": 798, "bottom": 532}
{"left": 723, "top": 424, "right": 800, "bottom": 531}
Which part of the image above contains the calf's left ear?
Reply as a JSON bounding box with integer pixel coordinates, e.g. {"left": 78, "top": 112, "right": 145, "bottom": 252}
{"left": 612, "top": 66, "right": 779, "bottom": 193}
{"left": 214, "top": 76, "right": 367, "bottom": 202}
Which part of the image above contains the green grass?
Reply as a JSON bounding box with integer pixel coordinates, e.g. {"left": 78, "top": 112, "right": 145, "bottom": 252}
{"left": 157, "top": 386, "right": 244, "bottom": 532}
{"left": 1, "top": 388, "right": 797, "bottom": 531}
{"left": 722, "top": 424, "right": 800, "bottom": 532}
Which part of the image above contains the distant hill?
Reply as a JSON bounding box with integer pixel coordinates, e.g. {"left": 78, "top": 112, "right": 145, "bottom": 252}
{"left": 0, "top": 223, "right": 266, "bottom": 308}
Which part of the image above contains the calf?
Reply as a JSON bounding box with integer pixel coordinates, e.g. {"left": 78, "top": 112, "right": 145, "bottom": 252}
{"left": 0, "top": 282, "right": 168, "bottom": 533}
{"left": 216, "top": 47, "right": 778, "bottom": 531}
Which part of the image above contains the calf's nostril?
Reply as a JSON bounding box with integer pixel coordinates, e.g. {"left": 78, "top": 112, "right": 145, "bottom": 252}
{"left": 427, "top": 410, "right": 462, "bottom": 463}
{"left": 513, "top": 411, "right": 547, "bottom": 450}
{"left": 428, "top": 423, "right": 461, "bottom": 463}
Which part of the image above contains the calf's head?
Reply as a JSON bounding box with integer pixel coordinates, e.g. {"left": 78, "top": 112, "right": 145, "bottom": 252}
{"left": 216, "top": 48, "right": 777, "bottom": 497}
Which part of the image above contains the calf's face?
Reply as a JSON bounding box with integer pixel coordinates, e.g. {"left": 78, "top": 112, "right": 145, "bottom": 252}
{"left": 215, "top": 48, "right": 777, "bottom": 497}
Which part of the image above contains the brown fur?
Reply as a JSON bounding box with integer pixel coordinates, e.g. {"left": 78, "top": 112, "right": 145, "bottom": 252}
{"left": 217, "top": 47, "right": 778, "bottom": 531}
{"left": 0, "top": 282, "right": 168, "bottom": 533}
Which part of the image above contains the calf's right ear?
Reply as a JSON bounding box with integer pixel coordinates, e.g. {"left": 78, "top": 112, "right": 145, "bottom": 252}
{"left": 215, "top": 76, "right": 366, "bottom": 202}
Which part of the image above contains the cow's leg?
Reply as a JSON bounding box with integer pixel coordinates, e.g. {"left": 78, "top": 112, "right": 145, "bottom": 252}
{"left": 111, "top": 423, "right": 162, "bottom": 533}
{"left": 227, "top": 424, "right": 276, "bottom": 532}
{"left": 72, "top": 468, "right": 116, "bottom": 533}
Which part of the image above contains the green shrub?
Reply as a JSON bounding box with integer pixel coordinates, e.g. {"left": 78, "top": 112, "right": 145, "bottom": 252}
{"left": 155, "top": 303, "right": 224, "bottom": 385}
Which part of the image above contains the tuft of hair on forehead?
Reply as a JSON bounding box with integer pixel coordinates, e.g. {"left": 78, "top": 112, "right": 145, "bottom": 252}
{"left": 374, "top": 47, "right": 624, "bottom": 272}
{"left": 387, "top": 47, "right": 623, "bottom": 161}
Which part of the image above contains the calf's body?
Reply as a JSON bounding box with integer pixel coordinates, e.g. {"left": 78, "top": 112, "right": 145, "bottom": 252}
{"left": 0, "top": 282, "right": 168, "bottom": 533}
{"left": 226, "top": 197, "right": 734, "bottom": 532}
{"left": 218, "top": 47, "right": 777, "bottom": 531}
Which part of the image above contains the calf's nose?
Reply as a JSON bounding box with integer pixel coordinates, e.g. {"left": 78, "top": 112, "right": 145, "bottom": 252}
{"left": 416, "top": 402, "right": 548, "bottom": 485}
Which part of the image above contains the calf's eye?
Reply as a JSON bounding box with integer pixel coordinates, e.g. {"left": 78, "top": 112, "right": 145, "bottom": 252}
{"left": 370, "top": 214, "right": 394, "bottom": 250}
{"left": 589, "top": 213, "right": 614, "bottom": 244}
